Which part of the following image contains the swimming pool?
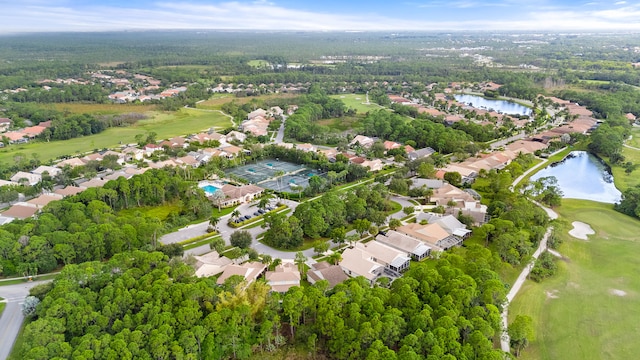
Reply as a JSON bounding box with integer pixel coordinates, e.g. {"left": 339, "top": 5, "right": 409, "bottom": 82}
{"left": 201, "top": 184, "right": 220, "bottom": 195}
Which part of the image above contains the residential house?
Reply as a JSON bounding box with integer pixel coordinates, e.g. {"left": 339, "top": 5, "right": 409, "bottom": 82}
{"left": 0, "top": 118, "right": 11, "bottom": 132}
{"left": 247, "top": 108, "right": 268, "bottom": 120}
{"left": 410, "top": 178, "right": 445, "bottom": 190}
{"left": 0, "top": 179, "right": 14, "bottom": 187}
{"left": 54, "top": 186, "right": 85, "bottom": 197}
{"left": 144, "top": 143, "right": 162, "bottom": 156}
{"left": 226, "top": 131, "right": 247, "bottom": 143}
{"left": 32, "top": 165, "right": 62, "bottom": 177}
{"left": 375, "top": 231, "right": 432, "bottom": 261}
{"left": 4, "top": 131, "right": 28, "bottom": 144}
{"left": 383, "top": 140, "right": 402, "bottom": 152}
{"left": 1, "top": 204, "right": 39, "bottom": 220}
{"left": 360, "top": 159, "right": 383, "bottom": 172}
{"left": 407, "top": 147, "right": 435, "bottom": 161}
{"left": 55, "top": 157, "right": 87, "bottom": 168}
{"left": 340, "top": 242, "right": 411, "bottom": 284}
{"left": 396, "top": 222, "right": 462, "bottom": 250}
{"left": 349, "top": 135, "right": 375, "bottom": 148}
{"left": 25, "top": 194, "right": 64, "bottom": 209}
{"left": 296, "top": 143, "right": 316, "bottom": 152}
{"left": 10, "top": 171, "right": 41, "bottom": 186}
{"left": 23, "top": 125, "right": 47, "bottom": 138}
{"left": 307, "top": 262, "right": 349, "bottom": 288}
{"left": 269, "top": 106, "right": 284, "bottom": 117}
{"left": 176, "top": 155, "right": 200, "bottom": 168}
{"left": 78, "top": 178, "right": 108, "bottom": 189}
{"left": 193, "top": 251, "right": 233, "bottom": 278}
{"left": 159, "top": 136, "right": 188, "bottom": 149}
{"left": 430, "top": 183, "right": 488, "bottom": 224}
{"left": 415, "top": 213, "right": 472, "bottom": 238}
{"left": 216, "top": 262, "right": 267, "bottom": 285}
{"left": 218, "top": 145, "right": 243, "bottom": 159}
{"left": 121, "top": 147, "right": 145, "bottom": 161}
{"left": 265, "top": 262, "right": 301, "bottom": 293}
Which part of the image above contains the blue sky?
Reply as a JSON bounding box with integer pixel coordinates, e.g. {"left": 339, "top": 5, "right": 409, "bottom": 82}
{"left": 1, "top": 0, "right": 640, "bottom": 34}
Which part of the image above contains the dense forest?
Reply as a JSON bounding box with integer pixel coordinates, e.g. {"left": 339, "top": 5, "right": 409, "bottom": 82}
{"left": 21, "top": 248, "right": 508, "bottom": 360}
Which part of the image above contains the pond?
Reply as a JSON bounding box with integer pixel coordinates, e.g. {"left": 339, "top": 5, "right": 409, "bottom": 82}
{"left": 531, "top": 151, "right": 622, "bottom": 204}
{"left": 454, "top": 94, "right": 532, "bottom": 116}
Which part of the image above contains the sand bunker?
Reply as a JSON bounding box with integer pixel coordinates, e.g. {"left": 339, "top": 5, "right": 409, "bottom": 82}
{"left": 568, "top": 221, "right": 595, "bottom": 240}
{"left": 609, "top": 289, "right": 627, "bottom": 297}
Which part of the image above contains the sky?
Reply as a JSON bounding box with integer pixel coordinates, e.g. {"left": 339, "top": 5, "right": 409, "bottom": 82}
{"left": 2, "top": 0, "right": 640, "bottom": 34}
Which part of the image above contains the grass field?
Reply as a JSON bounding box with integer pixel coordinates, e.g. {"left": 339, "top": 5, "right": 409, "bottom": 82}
{"left": 0, "top": 108, "right": 231, "bottom": 164}
{"left": 509, "top": 199, "right": 640, "bottom": 360}
{"left": 197, "top": 93, "right": 297, "bottom": 110}
{"left": 48, "top": 102, "right": 158, "bottom": 114}
{"left": 247, "top": 59, "right": 270, "bottom": 68}
{"left": 119, "top": 203, "right": 181, "bottom": 221}
{"left": 330, "top": 94, "right": 384, "bottom": 114}
{"left": 612, "top": 127, "right": 640, "bottom": 191}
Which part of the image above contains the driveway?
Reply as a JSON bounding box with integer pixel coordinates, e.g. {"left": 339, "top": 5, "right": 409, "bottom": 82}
{"left": 0, "top": 279, "right": 50, "bottom": 360}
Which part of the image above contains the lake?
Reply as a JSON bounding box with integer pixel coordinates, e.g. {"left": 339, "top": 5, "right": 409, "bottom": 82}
{"left": 454, "top": 94, "right": 532, "bottom": 116}
{"left": 531, "top": 151, "right": 622, "bottom": 204}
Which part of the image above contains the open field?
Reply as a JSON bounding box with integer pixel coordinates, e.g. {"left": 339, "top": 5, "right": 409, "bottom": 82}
{"left": 613, "top": 127, "right": 640, "bottom": 191}
{"left": 330, "top": 94, "right": 384, "bottom": 114}
{"left": 0, "top": 108, "right": 231, "bottom": 164}
{"left": 197, "top": 93, "right": 297, "bottom": 110}
{"left": 48, "top": 102, "right": 158, "bottom": 114}
{"left": 247, "top": 59, "right": 270, "bottom": 68}
{"left": 509, "top": 199, "right": 640, "bottom": 360}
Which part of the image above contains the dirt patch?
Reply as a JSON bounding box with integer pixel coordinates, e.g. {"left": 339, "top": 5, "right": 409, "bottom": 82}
{"left": 546, "top": 290, "right": 559, "bottom": 299}
{"left": 568, "top": 221, "right": 595, "bottom": 240}
{"left": 610, "top": 289, "right": 627, "bottom": 297}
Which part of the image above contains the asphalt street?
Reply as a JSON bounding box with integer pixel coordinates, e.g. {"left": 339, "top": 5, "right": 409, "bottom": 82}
{"left": 0, "top": 280, "right": 49, "bottom": 360}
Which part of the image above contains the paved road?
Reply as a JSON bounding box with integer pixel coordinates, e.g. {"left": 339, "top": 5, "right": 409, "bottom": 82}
{"left": 0, "top": 280, "right": 50, "bottom": 360}
{"left": 389, "top": 195, "right": 416, "bottom": 220}
{"left": 274, "top": 115, "right": 287, "bottom": 144}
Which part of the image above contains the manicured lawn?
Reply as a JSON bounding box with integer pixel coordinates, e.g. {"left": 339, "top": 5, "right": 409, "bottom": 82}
{"left": 330, "top": 94, "right": 385, "bottom": 114}
{"left": 0, "top": 300, "right": 5, "bottom": 318}
{"left": 509, "top": 199, "right": 640, "bottom": 360}
{"left": 197, "top": 93, "right": 297, "bottom": 110}
{"left": 613, "top": 127, "right": 640, "bottom": 191}
{"left": 0, "top": 108, "right": 231, "bottom": 164}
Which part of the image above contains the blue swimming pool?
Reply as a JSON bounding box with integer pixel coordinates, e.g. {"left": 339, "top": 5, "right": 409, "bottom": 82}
{"left": 201, "top": 184, "right": 220, "bottom": 195}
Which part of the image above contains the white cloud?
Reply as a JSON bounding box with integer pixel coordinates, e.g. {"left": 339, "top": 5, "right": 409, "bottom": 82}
{"left": 615, "top": 1, "right": 627, "bottom": 4}
{"left": 1, "top": 1, "right": 640, "bottom": 34}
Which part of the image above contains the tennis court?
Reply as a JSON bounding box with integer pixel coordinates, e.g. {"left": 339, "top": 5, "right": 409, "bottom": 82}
{"left": 226, "top": 159, "right": 306, "bottom": 184}
{"left": 260, "top": 168, "right": 326, "bottom": 192}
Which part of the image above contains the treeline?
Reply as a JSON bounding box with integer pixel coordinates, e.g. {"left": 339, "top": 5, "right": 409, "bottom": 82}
{"left": 554, "top": 84, "right": 640, "bottom": 119}
{"left": 361, "top": 110, "right": 472, "bottom": 154}
{"left": 0, "top": 169, "right": 210, "bottom": 277}
{"left": 7, "top": 83, "right": 108, "bottom": 103}
{"left": 21, "top": 249, "right": 508, "bottom": 359}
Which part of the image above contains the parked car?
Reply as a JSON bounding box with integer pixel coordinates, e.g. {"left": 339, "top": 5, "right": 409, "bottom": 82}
{"left": 253, "top": 211, "right": 260, "bottom": 216}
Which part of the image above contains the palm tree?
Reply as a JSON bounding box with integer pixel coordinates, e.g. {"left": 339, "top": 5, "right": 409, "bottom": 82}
{"left": 327, "top": 252, "right": 342, "bottom": 265}
{"left": 231, "top": 209, "right": 241, "bottom": 223}
{"left": 261, "top": 254, "right": 273, "bottom": 266}
{"left": 209, "top": 216, "right": 220, "bottom": 229}
{"left": 269, "top": 258, "right": 282, "bottom": 271}
{"left": 294, "top": 251, "right": 307, "bottom": 275}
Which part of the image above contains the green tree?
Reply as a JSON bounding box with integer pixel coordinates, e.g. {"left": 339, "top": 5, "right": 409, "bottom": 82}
{"left": 353, "top": 218, "right": 372, "bottom": 238}
{"left": 509, "top": 315, "right": 534, "bottom": 357}
{"left": 313, "top": 241, "right": 330, "bottom": 256}
{"left": 444, "top": 171, "right": 462, "bottom": 187}
{"left": 230, "top": 230, "right": 253, "bottom": 249}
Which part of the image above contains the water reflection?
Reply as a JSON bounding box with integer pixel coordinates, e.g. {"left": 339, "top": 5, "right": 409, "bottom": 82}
{"left": 531, "top": 151, "right": 621, "bottom": 204}
{"left": 454, "top": 94, "right": 532, "bottom": 116}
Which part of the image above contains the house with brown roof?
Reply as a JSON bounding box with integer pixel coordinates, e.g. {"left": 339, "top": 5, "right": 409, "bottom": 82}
{"left": 375, "top": 231, "right": 432, "bottom": 261}
{"left": 307, "top": 262, "right": 349, "bottom": 288}
{"left": 55, "top": 157, "right": 87, "bottom": 168}
{"left": 23, "top": 125, "right": 47, "bottom": 137}
{"left": 265, "top": 262, "right": 301, "bottom": 293}
{"left": 159, "top": 136, "right": 188, "bottom": 149}
{"left": 54, "top": 186, "right": 85, "bottom": 197}
{"left": 218, "top": 145, "right": 243, "bottom": 158}
{"left": 383, "top": 140, "right": 402, "bottom": 151}
{"left": 216, "top": 262, "right": 267, "bottom": 285}
{"left": 79, "top": 178, "right": 108, "bottom": 189}
{"left": 226, "top": 131, "right": 247, "bottom": 143}
{"left": 176, "top": 155, "right": 200, "bottom": 168}
{"left": 217, "top": 184, "right": 264, "bottom": 207}
{"left": 4, "top": 131, "right": 28, "bottom": 144}
{"left": 247, "top": 108, "right": 268, "bottom": 120}
{"left": 396, "top": 222, "right": 462, "bottom": 250}
{"left": 1, "top": 204, "right": 39, "bottom": 220}
{"left": 25, "top": 194, "right": 64, "bottom": 209}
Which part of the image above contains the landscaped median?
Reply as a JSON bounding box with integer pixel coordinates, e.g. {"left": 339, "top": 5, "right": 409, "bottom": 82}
{"left": 227, "top": 205, "right": 288, "bottom": 228}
